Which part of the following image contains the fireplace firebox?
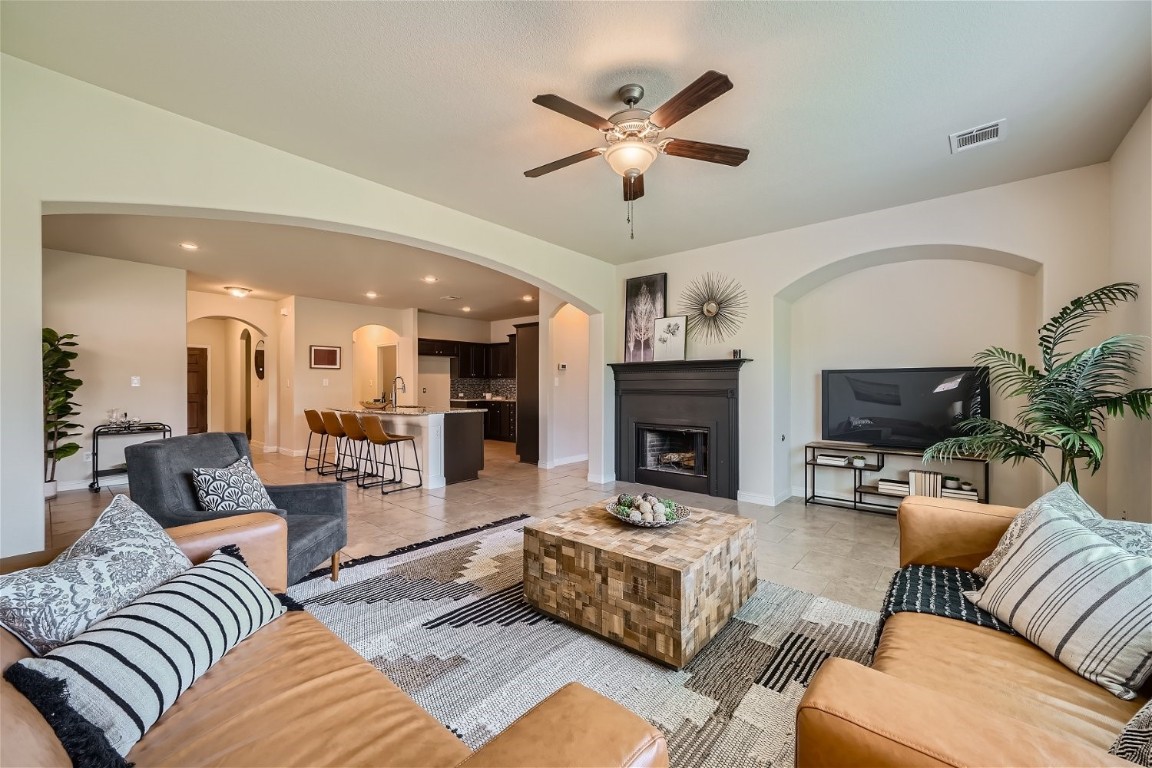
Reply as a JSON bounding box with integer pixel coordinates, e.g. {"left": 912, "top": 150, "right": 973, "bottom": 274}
{"left": 610, "top": 359, "right": 749, "bottom": 499}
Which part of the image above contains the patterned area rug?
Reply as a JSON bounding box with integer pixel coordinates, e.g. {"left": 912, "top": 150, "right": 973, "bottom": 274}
{"left": 289, "top": 517, "right": 879, "bottom": 767}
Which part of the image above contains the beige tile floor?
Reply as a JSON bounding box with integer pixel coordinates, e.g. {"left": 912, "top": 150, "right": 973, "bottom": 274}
{"left": 45, "top": 441, "right": 899, "bottom": 611}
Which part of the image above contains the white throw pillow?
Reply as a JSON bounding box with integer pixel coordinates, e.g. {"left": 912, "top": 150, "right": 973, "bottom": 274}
{"left": 965, "top": 506, "right": 1152, "bottom": 699}
{"left": 0, "top": 495, "right": 191, "bottom": 655}
{"left": 192, "top": 456, "right": 276, "bottom": 512}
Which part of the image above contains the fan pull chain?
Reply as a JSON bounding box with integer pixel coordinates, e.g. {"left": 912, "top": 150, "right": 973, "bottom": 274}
{"left": 627, "top": 199, "right": 634, "bottom": 240}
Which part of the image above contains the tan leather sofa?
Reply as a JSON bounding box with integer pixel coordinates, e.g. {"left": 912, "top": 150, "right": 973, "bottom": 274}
{"left": 2, "top": 513, "right": 669, "bottom": 767}
{"left": 796, "top": 496, "right": 1147, "bottom": 767}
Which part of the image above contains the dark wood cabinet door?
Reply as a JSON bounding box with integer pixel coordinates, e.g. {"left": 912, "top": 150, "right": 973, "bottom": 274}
{"left": 187, "top": 348, "right": 208, "bottom": 434}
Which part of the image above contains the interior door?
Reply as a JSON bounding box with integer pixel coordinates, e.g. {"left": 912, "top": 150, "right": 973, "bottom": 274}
{"left": 187, "top": 347, "right": 208, "bottom": 434}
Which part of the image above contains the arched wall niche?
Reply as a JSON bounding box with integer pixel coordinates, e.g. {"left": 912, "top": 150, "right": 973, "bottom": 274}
{"left": 770, "top": 243, "right": 1047, "bottom": 509}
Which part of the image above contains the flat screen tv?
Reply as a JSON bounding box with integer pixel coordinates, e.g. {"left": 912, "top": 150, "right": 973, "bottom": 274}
{"left": 821, "top": 367, "right": 989, "bottom": 450}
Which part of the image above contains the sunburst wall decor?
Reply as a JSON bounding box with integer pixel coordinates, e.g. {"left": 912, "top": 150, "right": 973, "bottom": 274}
{"left": 678, "top": 273, "right": 748, "bottom": 344}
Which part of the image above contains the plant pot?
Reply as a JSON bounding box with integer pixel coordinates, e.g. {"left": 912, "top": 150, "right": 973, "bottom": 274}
{"left": 851, "top": 459, "right": 867, "bottom": 468}
{"left": 44, "top": 481, "right": 57, "bottom": 500}
{"left": 943, "top": 479, "right": 960, "bottom": 489}
{"left": 960, "top": 482, "right": 975, "bottom": 492}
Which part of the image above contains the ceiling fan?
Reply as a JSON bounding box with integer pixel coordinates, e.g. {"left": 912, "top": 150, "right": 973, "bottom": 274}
{"left": 524, "top": 71, "right": 750, "bottom": 208}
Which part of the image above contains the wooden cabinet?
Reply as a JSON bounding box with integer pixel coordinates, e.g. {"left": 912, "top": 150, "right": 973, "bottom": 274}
{"left": 417, "top": 338, "right": 460, "bottom": 357}
{"left": 515, "top": 323, "right": 539, "bottom": 464}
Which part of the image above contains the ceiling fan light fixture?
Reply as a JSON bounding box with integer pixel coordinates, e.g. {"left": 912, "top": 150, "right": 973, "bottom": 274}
{"left": 604, "top": 140, "right": 658, "bottom": 177}
{"left": 225, "top": 286, "right": 251, "bottom": 298}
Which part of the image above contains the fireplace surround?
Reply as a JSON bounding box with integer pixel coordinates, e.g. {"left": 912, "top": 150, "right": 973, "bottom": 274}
{"left": 609, "top": 359, "right": 749, "bottom": 499}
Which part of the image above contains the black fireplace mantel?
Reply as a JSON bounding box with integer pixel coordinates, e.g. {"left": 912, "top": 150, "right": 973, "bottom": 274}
{"left": 609, "top": 358, "right": 750, "bottom": 499}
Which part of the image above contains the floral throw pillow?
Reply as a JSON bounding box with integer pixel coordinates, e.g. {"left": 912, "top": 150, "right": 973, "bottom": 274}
{"left": 192, "top": 456, "right": 277, "bottom": 512}
{"left": 0, "top": 495, "right": 191, "bottom": 655}
{"left": 974, "top": 483, "right": 1151, "bottom": 579}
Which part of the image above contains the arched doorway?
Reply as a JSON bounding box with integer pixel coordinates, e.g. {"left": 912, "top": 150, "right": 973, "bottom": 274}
{"left": 352, "top": 324, "right": 401, "bottom": 405}
{"left": 186, "top": 316, "right": 268, "bottom": 443}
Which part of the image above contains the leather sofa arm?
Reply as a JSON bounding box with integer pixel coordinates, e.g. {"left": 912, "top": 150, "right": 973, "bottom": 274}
{"left": 797, "top": 658, "right": 1127, "bottom": 767}
{"left": 898, "top": 496, "right": 1021, "bottom": 570}
{"left": 457, "top": 682, "right": 668, "bottom": 768}
{"left": 166, "top": 513, "right": 289, "bottom": 593}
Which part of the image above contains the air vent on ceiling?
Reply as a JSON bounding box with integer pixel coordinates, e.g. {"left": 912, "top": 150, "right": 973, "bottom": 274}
{"left": 439, "top": 295, "right": 461, "bottom": 301}
{"left": 949, "top": 119, "right": 1005, "bottom": 154}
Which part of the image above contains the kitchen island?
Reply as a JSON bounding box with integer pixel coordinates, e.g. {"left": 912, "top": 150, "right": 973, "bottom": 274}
{"left": 335, "top": 408, "right": 486, "bottom": 489}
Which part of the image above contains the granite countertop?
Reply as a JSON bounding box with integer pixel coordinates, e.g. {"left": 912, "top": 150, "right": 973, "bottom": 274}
{"left": 449, "top": 398, "right": 516, "bottom": 403}
{"left": 336, "top": 407, "right": 488, "bottom": 416}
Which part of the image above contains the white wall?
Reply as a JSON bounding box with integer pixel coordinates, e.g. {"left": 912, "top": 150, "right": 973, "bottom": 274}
{"left": 1108, "top": 100, "right": 1152, "bottom": 522}
{"left": 418, "top": 357, "right": 452, "bottom": 411}
{"left": 417, "top": 312, "right": 491, "bottom": 343}
{"left": 1, "top": 54, "right": 613, "bottom": 555}
{"left": 790, "top": 259, "right": 1040, "bottom": 508}
{"left": 490, "top": 315, "right": 539, "bottom": 343}
{"left": 619, "top": 164, "right": 1115, "bottom": 510}
{"left": 187, "top": 318, "right": 229, "bottom": 432}
{"left": 352, "top": 324, "right": 400, "bottom": 404}
{"left": 41, "top": 250, "right": 188, "bottom": 491}
{"left": 547, "top": 304, "right": 590, "bottom": 466}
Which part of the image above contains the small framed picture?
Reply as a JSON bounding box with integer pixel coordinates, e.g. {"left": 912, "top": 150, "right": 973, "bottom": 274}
{"left": 309, "top": 345, "right": 341, "bottom": 369}
{"left": 652, "top": 315, "right": 686, "bottom": 361}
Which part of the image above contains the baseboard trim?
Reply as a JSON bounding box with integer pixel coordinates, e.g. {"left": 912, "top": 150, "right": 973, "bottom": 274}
{"left": 552, "top": 454, "right": 588, "bottom": 467}
{"left": 736, "top": 490, "right": 778, "bottom": 507}
{"left": 278, "top": 448, "right": 305, "bottom": 458}
{"left": 261, "top": 444, "right": 279, "bottom": 453}
{"left": 587, "top": 471, "right": 616, "bottom": 484}
{"left": 56, "top": 480, "right": 100, "bottom": 493}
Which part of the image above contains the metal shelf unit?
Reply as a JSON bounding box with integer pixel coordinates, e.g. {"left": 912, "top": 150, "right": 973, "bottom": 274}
{"left": 89, "top": 422, "right": 172, "bottom": 492}
{"left": 803, "top": 440, "right": 989, "bottom": 515}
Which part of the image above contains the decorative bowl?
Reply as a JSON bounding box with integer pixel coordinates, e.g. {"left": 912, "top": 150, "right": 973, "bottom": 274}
{"left": 360, "top": 401, "right": 388, "bottom": 410}
{"left": 606, "top": 501, "right": 692, "bottom": 528}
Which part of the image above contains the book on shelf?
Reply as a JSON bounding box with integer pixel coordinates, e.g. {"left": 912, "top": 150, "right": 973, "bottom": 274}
{"left": 942, "top": 488, "right": 980, "bottom": 500}
{"left": 908, "top": 469, "right": 942, "bottom": 497}
{"left": 815, "top": 454, "right": 850, "bottom": 466}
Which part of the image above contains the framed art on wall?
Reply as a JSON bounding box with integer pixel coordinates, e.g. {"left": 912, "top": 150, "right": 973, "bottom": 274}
{"left": 624, "top": 273, "right": 667, "bottom": 362}
{"left": 652, "top": 315, "right": 687, "bottom": 361}
{"left": 309, "top": 345, "right": 341, "bottom": 369}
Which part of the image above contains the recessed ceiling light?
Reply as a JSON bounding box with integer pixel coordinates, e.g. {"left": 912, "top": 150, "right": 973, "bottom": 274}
{"left": 440, "top": 295, "right": 461, "bottom": 301}
{"left": 365, "top": 291, "right": 378, "bottom": 299}
{"left": 225, "top": 286, "right": 251, "bottom": 298}
{"left": 522, "top": 295, "right": 534, "bottom": 302}
{"left": 462, "top": 306, "right": 471, "bottom": 312}
{"left": 422, "top": 276, "right": 439, "bottom": 284}
{"left": 179, "top": 242, "right": 199, "bottom": 251}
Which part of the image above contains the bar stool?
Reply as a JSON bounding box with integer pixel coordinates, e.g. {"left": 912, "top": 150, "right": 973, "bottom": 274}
{"left": 338, "top": 411, "right": 375, "bottom": 488}
{"left": 303, "top": 409, "right": 331, "bottom": 474}
{"left": 361, "top": 414, "right": 423, "bottom": 494}
{"left": 320, "top": 411, "right": 357, "bottom": 482}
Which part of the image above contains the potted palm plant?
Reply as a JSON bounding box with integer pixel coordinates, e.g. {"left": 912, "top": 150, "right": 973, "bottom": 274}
{"left": 43, "top": 328, "right": 83, "bottom": 499}
{"left": 923, "top": 283, "right": 1151, "bottom": 491}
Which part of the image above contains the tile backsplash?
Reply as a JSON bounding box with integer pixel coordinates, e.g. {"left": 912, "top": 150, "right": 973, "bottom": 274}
{"left": 451, "top": 378, "right": 517, "bottom": 400}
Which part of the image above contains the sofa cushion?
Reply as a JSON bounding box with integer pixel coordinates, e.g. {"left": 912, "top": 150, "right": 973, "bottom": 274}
{"left": 1111, "top": 698, "right": 1152, "bottom": 766}
{"left": 872, "top": 612, "right": 1147, "bottom": 751}
{"left": 125, "top": 610, "right": 472, "bottom": 767}
{"left": 193, "top": 456, "right": 277, "bottom": 512}
{"left": 965, "top": 507, "right": 1152, "bottom": 699}
{"left": 0, "top": 630, "right": 70, "bottom": 768}
{"left": 973, "top": 482, "right": 1098, "bottom": 578}
{"left": 0, "top": 495, "right": 191, "bottom": 655}
{"left": 5, "top": 548, "right": 286, "bottom": 762}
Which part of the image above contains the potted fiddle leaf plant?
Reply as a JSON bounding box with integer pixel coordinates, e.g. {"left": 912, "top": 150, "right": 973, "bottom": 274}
{"left": 43, "top": 328, "right": 83, "bottom": 499}
{"left": 924, "top": 283, "right": 1151, "bottom": 491}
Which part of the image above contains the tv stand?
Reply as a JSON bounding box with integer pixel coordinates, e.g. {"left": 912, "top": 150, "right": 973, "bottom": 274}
{"left": 803, "top": 440, "right": 990, "bottom": 515}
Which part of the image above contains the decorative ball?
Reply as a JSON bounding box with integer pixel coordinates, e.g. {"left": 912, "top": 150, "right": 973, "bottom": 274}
{"left": 654, "top": 509, "right": 668, "bottom": 522}
{"left": 628, "top": 510, "right": 642, "bottom": 522}
{"left": 617, "top": 494, "right": 634, "bottom": 507}
{"left": 652, "top": 502, "right": 666, "bottom": 516}
{"left": 638, "top": 501, "right": 653, "bottom": 516}
{"left": 642, "top": 511, "right": 654, "bottom": 522}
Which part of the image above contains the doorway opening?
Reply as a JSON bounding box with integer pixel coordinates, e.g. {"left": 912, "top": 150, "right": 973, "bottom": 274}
{"left": 186, "top": 317, "right": 266, "bottom": 441}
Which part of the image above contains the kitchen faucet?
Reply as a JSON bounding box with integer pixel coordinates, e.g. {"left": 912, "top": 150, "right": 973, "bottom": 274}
{"left": 391, "top": 376, "right": 406, "bottom": 407}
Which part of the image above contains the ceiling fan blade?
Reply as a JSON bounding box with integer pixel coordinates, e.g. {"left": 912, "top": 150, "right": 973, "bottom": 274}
{"left": 661, "top": 139, "right": 749, "bottom": 167}
{"left": 649, "top": 71, "right": 733, "bottom": 129}
{"left": 532, "top": 94, "right": 614, "bottom": 131}
{"left": 623, "top": 173, "right": 645, "bottom": 201}
{"left": 523, "top": 149, "right": 603, "bottom": 178}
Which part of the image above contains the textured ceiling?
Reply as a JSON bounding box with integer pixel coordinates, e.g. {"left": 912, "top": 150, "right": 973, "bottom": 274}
{"left": 42, "top": 214, "right": 540, "bottom": 321}
{"left": 5, "top": 2, "right": 1150, "bottom": 264}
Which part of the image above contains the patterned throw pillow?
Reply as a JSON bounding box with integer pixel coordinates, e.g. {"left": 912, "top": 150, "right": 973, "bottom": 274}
{"left": 3, "top": 547, "right": 288, "bottom": 765}
{"left": 973, "top": 483, "right": 1151, "bottom": 578}
{"left": 192, "top": 456, "right": 277, "bottom": 512}
{"left": 0, "top": 495, "right": 191, "bottom": 655}
{"left": 1112, "top": 699, "right": 1152, "bottom": 767}
{"left": 965, "top": 506, "right": 1152, "bottom": 699}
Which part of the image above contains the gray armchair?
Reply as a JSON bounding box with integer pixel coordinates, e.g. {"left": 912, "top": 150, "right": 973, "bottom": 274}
{"left": 125, "top": 432, "right": 347, "bottom": 584}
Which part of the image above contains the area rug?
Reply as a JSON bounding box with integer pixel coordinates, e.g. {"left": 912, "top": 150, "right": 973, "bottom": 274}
{"left": 289, "top": 516, "right": 879, "bottom": 767}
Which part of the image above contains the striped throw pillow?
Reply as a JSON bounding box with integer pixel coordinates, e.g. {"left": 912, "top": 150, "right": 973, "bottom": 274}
{"left": 965, "top": 506, "right": 1152, "bottom": 699}
{"left": 1111, "top": 699, "right": 1152, "bottom": 766}
{"left": 3, "top": 547, "right": 287, "bottom": 765}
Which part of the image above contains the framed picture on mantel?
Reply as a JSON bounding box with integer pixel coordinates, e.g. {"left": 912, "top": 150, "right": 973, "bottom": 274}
{"left": 309, "top": 345, "right": 341, "bottom": 369}
{"left": 624, "top": 273, "right": 666, "bottom": 362}
{"left": 652, "top": 315, "right": 686, "bottom": 361}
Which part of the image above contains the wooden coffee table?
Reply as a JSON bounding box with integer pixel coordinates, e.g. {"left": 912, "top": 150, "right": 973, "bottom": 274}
{"left": 523, "top": 503, "right": 757, "bottom": 668}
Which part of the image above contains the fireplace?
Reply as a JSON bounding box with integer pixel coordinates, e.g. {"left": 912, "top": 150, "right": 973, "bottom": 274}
{"left": 610, "top": 359, "right": 749, "bottom": 499}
